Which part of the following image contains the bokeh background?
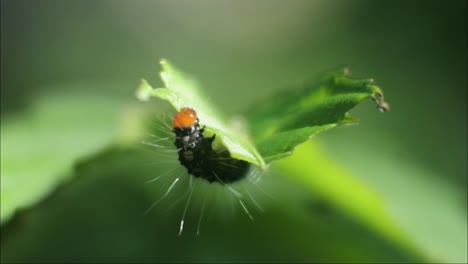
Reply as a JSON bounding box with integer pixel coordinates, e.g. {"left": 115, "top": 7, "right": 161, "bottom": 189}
{"left": 1, "top": 0, "right": 466, "bottom": 263}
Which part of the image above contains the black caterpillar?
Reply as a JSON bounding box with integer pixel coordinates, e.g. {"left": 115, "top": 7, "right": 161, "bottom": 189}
{"left": 172, "top": 108, "right": 249, "bottom": 183}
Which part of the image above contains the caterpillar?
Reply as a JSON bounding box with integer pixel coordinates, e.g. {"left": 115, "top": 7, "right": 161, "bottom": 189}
{"left": 142, "top": 107, "right": 267, "bottom": 236}
{"left": 172, "top": 107, "right": 250, "bottom": 184}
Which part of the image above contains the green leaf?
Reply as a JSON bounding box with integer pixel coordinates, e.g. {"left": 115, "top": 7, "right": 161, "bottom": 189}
{"left": 244, "top": 68, "right": 389, "bottom": 162}
{"left": 138, "top": 62, "right": 388, "bottom": 167}
{"left": 0, "top": 90, "right": 125, "bottom": 224}
{"left": 255, "top": 125, "right": 336, "bottom": 162}
{"left": 137, "top": 60, "right": 266, "bottom": 169}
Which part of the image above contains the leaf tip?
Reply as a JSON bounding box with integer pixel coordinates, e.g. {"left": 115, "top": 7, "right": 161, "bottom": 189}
{"left": 368, "top": 85, "right": 391, "bottom": 112}
{"left": 159, "top": 59, "right": 172, "bottom": 85}
{"left": 377, "top": 101, "right": 390, "bottom": 112}
{"left": 136, "top": 79, "right": 153, "bottom": 102}
{"left": 367, "top": 84, "right": 390, "bottom": 113}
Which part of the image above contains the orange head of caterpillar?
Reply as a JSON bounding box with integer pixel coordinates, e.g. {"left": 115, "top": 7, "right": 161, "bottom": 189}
{"left": 172, "top": 108, "right": 198, "bottom": 129}
{"left": 172, "top": 107, "right": 205, "bottom": 150}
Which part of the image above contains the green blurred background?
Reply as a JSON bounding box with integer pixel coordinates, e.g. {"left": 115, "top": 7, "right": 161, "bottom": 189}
{"left": 1, "top": 0, "right": 466, "bottom": 263}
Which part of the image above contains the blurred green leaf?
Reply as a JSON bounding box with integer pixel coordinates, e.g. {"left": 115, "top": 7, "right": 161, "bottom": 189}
{"left": 0, "top": 90, "right": 125, "bottom": 224}
{"left": 0, "top": 147, "right": 421, "bottom": 263}
{"left": 274, "top": 141, "right": 426, "bottom": 261}
{"left": 317, "top": 137, "right": 468, "bottom": 263}
{"left": 245, "top": 68, "right": 389, "bottom": 162}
